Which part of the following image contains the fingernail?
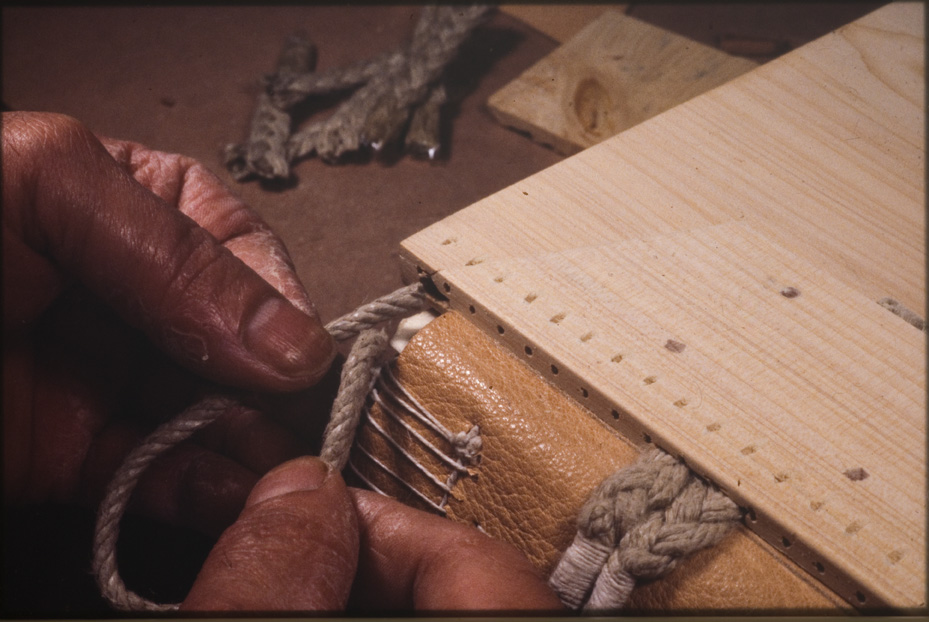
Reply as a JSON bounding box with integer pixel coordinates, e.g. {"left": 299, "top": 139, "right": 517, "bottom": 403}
{"left": 246, "top": 457, "right": 330, "bottom": 507}
{"left": 245, "top": 297, "right": 335, "bottom": 382}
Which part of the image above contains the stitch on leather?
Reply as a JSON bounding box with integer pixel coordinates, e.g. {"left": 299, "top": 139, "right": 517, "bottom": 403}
{"left": 365, "top": 382, "right": 467, "bottom": 471}
{"left": 350, "top": 443, "right": 448, "bottom": 514}
{"left": 349, "top": 364, "right": 482, "bottom": 515}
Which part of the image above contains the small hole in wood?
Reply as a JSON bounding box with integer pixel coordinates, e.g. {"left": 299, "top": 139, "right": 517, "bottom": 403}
{"left": 550, "top": 364, "right": 559, "bottom": 375}
{"left": 643, "top": 433, "right": 652, "bottom": 444}
{"left": 550, "top": 312, "right": 566, "bottom": 324}
{"left": 581, "top": 388, "right": 589, "bottom": 398}
{"left": 643, "top": 375, "right": 657, "bottom": 385}
{"left": 497, "top": 325, "right": 505, "bottom": 335}
{"left": 611, "top": 409, "right": 620, "bottom": 420}
{"left": 813, "top": 561, "right": 825, "bottom": 574}
{"left": 524, "top": 293, "right": 537, "bottom": 303}
{"left": 843, "top": 467, "right": 869, "bottom": 481}
{"left": 524, "top": 345, "right": 533, "bottom": 356}
{"left": 781, "top": 536, "right": 792, "bottom": 549}
{"left": 611, "top": 354, "right": 624, "bottom": 363}
{"left": 747, "top": 509, "right": 758, "bottom": 523}
{"left": 468, "top": 305, "right": 476, "bottom": 314}
{"left": 780, "top": 286, "right": 800, "bottom": 298}
{"left": 494, "top": 275, "right": 505, "bottom": 283}
{"left": 664, "top": 339, "right": 686, "bottom": 353}
{"left": 442, "top": 282, "right": 451, "bottom": 293}
{"left": 855, "top": 591, "right": 866, "bottom": 604}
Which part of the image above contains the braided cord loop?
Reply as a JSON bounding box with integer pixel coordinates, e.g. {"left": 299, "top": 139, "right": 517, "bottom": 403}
{"left": 550, "top": 448, "right": 743, "bottom": 611}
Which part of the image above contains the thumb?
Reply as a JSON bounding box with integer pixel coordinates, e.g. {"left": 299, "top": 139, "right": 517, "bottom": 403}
{"left": 3, "top": 112, "right": 334, "bottom": 391}
{"left": 181, "top": 457, "right": 359, "bottom": 612}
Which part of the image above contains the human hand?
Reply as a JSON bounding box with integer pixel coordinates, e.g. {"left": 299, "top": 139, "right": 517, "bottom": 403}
{"left": 3, "top": 110, "right": 335, "bottom": 531}
{"left": 2, "top": 111, "right": 561, "bottom": 612}
{"left": 181, "top": 457, "right": 564, "bottom": 613}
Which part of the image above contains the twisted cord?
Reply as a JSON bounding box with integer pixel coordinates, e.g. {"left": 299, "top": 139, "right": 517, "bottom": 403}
{"left": 226, "top": 5, "right": 488, "bottom": 176}
{"left": 224, "top": 33, "right": 317, "bottom": 181}
{"left": 91, "top": 396, "right": 237, "bottom": 612}
{"left": 269, "top": 50, "right": 405, "bottom": 108}
{"left": 282, "top": 5, "right": 489, "bottom": 162}
{"left": 93, "top": 282, "right": 429, "bottom": 611}
{"left": 325, "top": 282, "right": 427, "bottom": 341}
{"left": 549, "top": 448, "right": 742, "bottom": 611}
{"left": 319, "top": 327, "right": 390, "bottom": 472}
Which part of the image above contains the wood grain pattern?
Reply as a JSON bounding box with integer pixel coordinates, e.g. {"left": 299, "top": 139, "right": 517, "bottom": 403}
{"left": 431, "top": 222, "right": 925, "bottom": 609}
{"left": 401, "top": 3, "right": 925, "bottom": 610}
{"left": 498, "top": 4, "right": 625, "bottom": 44}
{"left": 406, "top": 4, "right": 924, "bottom": 315}
{"left": 488, "top": 11, "right": 758, "bottom": 155}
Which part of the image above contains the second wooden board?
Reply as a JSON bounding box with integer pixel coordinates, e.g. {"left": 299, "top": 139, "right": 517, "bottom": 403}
{"left": 488, "top": 10, "right": 758, "bottom": 154}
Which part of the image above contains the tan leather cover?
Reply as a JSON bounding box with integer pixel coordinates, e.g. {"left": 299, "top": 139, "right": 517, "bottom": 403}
{"left": 350, "top": 311, "right": 849, "bottom": 612}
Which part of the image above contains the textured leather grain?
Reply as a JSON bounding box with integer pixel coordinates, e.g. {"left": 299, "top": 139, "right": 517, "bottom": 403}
{"left": 350, "top": 311, "right": 849, "bottom": 612}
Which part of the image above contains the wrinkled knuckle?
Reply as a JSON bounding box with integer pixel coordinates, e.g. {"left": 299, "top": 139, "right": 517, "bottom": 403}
{"left": 217, "top": 505, "right": 309, "bottom": 560}
{"left": 159, "top": 227, "right": 229, "bottom": 308}
{"left": 239, "top": 498, "right": 324, "bottom": 540}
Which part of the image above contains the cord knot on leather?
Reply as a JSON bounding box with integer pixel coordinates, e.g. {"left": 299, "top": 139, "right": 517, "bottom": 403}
{"left": 450, "top": 425, "right": 482, "bottom": 463}
{"left": 549, "top": 447, "right": 742, "bottom": 612}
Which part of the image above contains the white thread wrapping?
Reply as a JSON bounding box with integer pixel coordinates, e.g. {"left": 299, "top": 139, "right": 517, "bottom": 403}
{"left": 347, "top": 363, "right": 481, "bottom": 514}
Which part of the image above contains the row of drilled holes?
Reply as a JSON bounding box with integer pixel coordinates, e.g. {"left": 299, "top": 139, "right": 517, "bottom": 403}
{"left": 745, "top": 511, "right": 866, "bottom": 604}
{"left": 467, "top": 304, "right": 667, "bottom": 419}
{"left": 452, "top": 278, "right": 868, "bottom": 606}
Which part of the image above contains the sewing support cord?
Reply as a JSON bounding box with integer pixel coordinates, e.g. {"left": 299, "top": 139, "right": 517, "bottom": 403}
{"left": 92, "top": 282, "right": 427, "bottom": 612}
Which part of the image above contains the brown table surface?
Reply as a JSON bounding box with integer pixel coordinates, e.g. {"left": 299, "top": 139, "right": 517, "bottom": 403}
{"left": 2, "top": 4, "right": 883, "bottom": 614}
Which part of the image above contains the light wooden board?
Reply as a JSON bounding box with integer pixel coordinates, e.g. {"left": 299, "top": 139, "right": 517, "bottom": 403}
{"left": 408, "top": 4, "right": 925, "bottom": 316}
{"left": 431, "top": 222, "right": 926, "bottom": 609}
{"left": 488, "top": 11, "right": 758, "bottom": 155}
{"left": 401, "top": 3, "right": 926, "bottom": 610}
{"left": 499, "top": 4, "right": 626, "bottom": 44}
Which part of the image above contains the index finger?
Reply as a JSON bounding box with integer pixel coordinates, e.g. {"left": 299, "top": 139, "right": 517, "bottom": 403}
{"left": 3, "top": 112, "right": 333, "bottom": 391}
{"left": 98, "top": 137, "right": 315, "bottom": 317}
